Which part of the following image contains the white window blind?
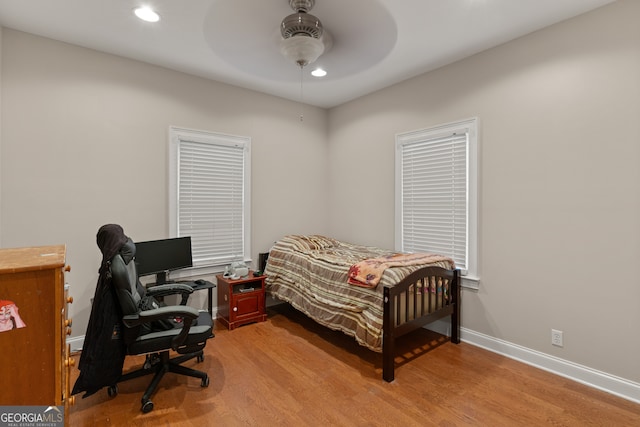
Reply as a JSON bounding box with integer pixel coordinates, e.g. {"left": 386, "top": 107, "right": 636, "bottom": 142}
{"left": 169, "top": 127, "right": 251, "bottom": 269}
{"left": 396, "top": 118, "right": 478, "bottom": 281}
{"left": 399, "top": 133, "right": 468, "bottom": 271}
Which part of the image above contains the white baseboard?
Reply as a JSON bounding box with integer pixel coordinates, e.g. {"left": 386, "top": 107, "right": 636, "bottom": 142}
{"left": 67, "top": 335, "right": 85, "bottom": 353}
{"left": 459, "top": 327, "right": 640, "bottom": 405}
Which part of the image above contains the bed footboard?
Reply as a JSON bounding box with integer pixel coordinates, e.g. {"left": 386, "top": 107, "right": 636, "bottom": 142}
{"left": 382, "top": 267, "right": 460, "bottom": 382}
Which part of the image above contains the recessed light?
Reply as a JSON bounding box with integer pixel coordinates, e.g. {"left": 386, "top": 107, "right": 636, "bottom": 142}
{"left": 311, "top": 68, "right": 327, "bottom": 77}
{"left": 134, "top": 7, "right": 160, "bottom": 23}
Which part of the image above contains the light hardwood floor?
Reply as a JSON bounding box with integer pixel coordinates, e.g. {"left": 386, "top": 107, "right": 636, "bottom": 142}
{"left": 69, "top": 304, "right": 640, "bottom": 426}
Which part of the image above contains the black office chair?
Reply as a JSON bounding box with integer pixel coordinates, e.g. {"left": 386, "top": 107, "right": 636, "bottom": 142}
{"left": 108, "top": 238, "right": 213, "bottom": 413}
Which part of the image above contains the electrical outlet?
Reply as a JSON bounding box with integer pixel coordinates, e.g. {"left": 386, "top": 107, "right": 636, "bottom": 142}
{"left": 551, "top": 329, "right": 563, "bottom": 347}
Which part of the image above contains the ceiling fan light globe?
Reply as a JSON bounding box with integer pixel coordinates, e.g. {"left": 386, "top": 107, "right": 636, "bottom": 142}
{"left": 280, "top": 36, "right": 325, "bottom": 67}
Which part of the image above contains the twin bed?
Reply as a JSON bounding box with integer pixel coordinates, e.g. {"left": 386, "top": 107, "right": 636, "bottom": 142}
{"left": 263, "top": 235, "right": 461, "bottom": 381}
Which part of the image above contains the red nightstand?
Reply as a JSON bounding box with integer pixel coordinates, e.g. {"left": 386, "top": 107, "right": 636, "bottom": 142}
{"left": 216, "top": 271, "right": 266, "bottom": 330}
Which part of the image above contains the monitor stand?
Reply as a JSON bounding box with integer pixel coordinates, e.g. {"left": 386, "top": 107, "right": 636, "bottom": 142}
{"left": 155, "top": 271, "right": 169, "bottom": 285}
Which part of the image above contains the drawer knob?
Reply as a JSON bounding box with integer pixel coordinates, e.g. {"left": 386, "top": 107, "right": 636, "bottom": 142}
{"left": 67, "top": 296, "right": 74, "bottom": 304}
{"left": 233, "top": 307, "right": 238, "bottom": 312}
{"left": 65, "top": 357, "right": 76, "bottom": 367}
{"left": 65, "top": 319, "right": 73, "bottom": 327}
{"left": 65, "top": 265, "right": 71, "bottom": 272}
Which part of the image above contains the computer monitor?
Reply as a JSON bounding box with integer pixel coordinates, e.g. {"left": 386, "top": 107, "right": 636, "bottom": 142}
{"left": 134, "top": 236, "right": 192, "bottom": 284}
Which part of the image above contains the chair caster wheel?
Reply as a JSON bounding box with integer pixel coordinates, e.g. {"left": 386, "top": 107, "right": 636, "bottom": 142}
{"left": 107, "top": 385, "right": 118, "bottom": 397}
{"left": 201, "top": 375, "right": 210, "bottom": 387}
{"left": 197, "top": 354, "right": 204, "bottom": 363}
{"left": 141, "top": 400, "right": 154, "bottom": 413}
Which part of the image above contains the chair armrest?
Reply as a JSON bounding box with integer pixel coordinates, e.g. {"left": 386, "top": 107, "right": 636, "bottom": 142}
{"left": 122, "top": 305, "right": 199, "bottom": 327}
{"left": 123, "top": 305, "right": 201, "bottom": 350}
{"left": 140, "top": 304, "right": 199, "bottom": 321}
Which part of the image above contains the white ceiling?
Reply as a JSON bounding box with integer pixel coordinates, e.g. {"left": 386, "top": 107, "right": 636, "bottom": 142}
{"left": 0, "top": 0, "right": 615, "bottom": 108}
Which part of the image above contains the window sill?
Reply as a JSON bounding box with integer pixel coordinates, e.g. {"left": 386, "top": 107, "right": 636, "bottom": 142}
{"left": 461, "top": 275, "right": 480, "bottom": 291}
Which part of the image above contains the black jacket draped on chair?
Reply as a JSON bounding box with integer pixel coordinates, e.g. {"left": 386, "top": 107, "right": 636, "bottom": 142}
{"left": 72, "top": 224, "right": 128, "bottom": 398}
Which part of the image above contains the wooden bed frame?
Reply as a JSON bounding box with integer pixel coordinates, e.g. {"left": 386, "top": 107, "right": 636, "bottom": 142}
{"left": 381, "top": 266, "right": 460, "bottom": 382}
{"left": 263, "top": 235, "right": 461, "bottom": 382}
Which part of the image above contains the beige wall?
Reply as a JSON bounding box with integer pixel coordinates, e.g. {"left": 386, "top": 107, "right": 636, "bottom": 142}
{"left": 1, "top": 0, "right": 638, "bottom": 389}
{"left": 0, "top": 30, "right": 329, "bottom": 337}
{"left": 329, "top": 0, "right": 640, "bottom": 383}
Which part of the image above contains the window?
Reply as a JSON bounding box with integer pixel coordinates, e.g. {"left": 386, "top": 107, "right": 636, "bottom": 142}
{"left": 169, "top": 126, "right": 251, "bottom": 274}
{"left": 395, "top": 118, "right": 479, "bottom": 289}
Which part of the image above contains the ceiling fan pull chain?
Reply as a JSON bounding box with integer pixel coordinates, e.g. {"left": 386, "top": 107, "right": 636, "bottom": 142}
{"left": 299, "top": 64, "right": 305, "bottom": 122}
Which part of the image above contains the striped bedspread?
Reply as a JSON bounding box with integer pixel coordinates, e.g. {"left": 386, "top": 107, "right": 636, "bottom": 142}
{"left": 264, "top": 235, "right": 454, "bottom": 352}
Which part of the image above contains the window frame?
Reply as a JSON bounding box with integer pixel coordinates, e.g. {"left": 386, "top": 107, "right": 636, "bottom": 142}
{"left": 395, "top": 117, "right": 479, "bottom": 289}
{"left": 168, "top": 126, "right": 251, "bottom": 278}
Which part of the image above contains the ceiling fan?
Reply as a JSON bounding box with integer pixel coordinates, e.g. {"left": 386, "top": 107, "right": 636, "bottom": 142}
{"left": 279, "top": 0, "right": 326, "bottom": 68}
